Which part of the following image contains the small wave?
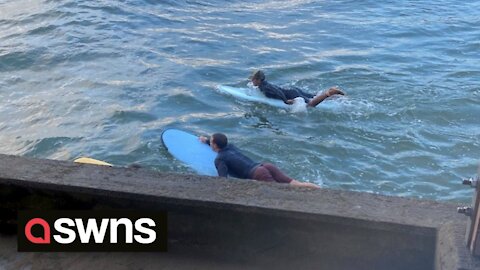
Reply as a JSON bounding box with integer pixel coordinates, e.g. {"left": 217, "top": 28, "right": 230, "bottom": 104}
{"left": 22, "top": 136, "right": 82, "bottom": 159}
{"left": 110, "top": 110, "right": 157, "bottom": 124}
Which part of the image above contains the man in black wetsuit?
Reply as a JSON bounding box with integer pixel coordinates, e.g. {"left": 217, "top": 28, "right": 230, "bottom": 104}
{"left": 249, "top": 70, "right": 345, "bottom": 107}
{"left": 199, "top": 133, "right": 319, "bottom": 188}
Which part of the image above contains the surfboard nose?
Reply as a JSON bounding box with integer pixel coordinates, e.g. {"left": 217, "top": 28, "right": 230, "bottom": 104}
{"left": 161, "top": 129, "right": 217, "bottom": 176}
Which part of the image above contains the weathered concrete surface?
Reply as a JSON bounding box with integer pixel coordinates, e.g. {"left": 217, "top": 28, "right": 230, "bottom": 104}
{"left": 0, "top": 154, "right": 463, "bottom": 227}
{"left": 0, "top": 154, "right": 479, "bottom": 269}
{"left": 436, "top": 222, "right": 480, "bottom": 270}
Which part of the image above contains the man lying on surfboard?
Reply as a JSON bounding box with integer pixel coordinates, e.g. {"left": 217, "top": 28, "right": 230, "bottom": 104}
{"left": 250, "top": 70, "right": 345, "bottom": 107}
{"left": 199, "top": 133, "right": 320, "bottom": 188}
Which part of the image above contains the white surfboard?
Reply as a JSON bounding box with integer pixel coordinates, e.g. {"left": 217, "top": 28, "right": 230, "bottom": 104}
{"left": 217, "top": 85, "right": 292, "bottom": 109}
{"left": 216, "top": 85, "right": 338, "bottom": 111}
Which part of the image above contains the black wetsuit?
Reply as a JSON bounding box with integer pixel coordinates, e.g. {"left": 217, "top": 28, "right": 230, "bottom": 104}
{"left": 258, "top": 80, "right": 315, "bottom": 104}
{"left": 213, "top": 144, "right": 260, "bottom": 179}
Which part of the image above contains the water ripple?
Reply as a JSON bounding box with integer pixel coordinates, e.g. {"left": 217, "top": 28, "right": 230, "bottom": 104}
{"left": 0, "top": 0, "right": 479, "bottom": 203}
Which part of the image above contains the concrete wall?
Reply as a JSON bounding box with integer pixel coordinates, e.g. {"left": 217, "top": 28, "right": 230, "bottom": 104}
{"left": 0, "top": 154, "right": 478, "bottom": 270}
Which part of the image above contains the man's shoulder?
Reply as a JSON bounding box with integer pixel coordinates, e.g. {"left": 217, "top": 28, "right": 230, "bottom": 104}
{"left": 217, "top": 144, "right": 239, "bottom": 155}
{"left": 217, "top": 145, "right": 232, "bottom": 154}
{"left": 226, "top": 144, "right": 240, "bottom": 151}
{"left": 261, "top": 81, "right": 282, "bottom": 91}
{"left": 260, "top": 81, "right": 272, "bottom": 88}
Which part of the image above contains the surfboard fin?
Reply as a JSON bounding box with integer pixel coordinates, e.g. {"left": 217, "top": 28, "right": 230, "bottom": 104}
{"left": 74, "top": 157, "right": 113, "bottom": 167}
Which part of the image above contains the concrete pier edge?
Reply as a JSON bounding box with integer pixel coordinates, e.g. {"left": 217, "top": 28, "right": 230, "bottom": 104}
{"left": 0, "top": 154, "right": 479, "bottom": 269}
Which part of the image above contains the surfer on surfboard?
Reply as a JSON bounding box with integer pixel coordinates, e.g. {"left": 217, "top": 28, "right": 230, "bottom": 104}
{"left": 250, "top": 70, "right": 345, "bottom": 107}
{"left": 199, "top": 133, "right": 320, "bottom": 188}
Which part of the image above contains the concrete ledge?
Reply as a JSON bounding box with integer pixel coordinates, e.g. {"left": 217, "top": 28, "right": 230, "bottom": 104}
{"left": 0, "top": 154, "right": 479, "bottom": 269}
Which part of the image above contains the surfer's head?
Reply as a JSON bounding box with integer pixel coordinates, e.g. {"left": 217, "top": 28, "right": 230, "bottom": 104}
{"left": 211, "top": 133, "right": 228, "bottom": 152}
{"left": 250, "top": 70, "right": 265, "bottom": 86}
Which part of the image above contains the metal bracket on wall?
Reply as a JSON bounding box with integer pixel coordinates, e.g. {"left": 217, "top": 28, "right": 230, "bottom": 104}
{"left": 459, "top": 172, "right": 480, "bottom": 256}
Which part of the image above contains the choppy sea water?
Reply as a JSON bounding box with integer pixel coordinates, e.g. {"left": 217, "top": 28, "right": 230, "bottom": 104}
{"left": 0, "top": 0, "right": 479, "bottom": 202}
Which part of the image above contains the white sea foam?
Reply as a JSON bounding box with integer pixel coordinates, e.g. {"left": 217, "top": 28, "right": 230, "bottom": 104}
{"left": 290, "top": 97, "right": 307, "bottom": 113}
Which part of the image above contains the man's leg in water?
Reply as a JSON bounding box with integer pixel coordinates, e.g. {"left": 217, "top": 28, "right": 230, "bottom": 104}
{"left": 252, "top": 163, "right": 320, "bottom": 188}
{"left": 289, "top": 179, "right": 321, "bottom": 188}
{"left": 307, "top": 86, "right": 345, "bottom": 107}
{"left": 251, "top": 165, "right": 275, "bottom": 182}
{"left": 263, "top": 163, "right": 320, "bottom": 188}
{"left": 261, "top": 163, "right": 294, "bottom": 183}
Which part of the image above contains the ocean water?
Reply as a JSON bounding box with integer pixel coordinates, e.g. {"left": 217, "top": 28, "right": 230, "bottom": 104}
{"left": 0, "top": 0, "right": 478, "bottom": 202}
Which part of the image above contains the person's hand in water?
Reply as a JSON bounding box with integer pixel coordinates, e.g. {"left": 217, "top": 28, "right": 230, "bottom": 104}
{"left": 198, "top": 136, "right": 209, "bottom": 144}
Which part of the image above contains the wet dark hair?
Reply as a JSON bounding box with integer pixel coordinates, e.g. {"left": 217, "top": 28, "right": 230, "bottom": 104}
{"left": 250, "top": 70, "right": 265, "bottom": 81}
{"left": 212, "top": 133, "right": 228, "bottom": 149}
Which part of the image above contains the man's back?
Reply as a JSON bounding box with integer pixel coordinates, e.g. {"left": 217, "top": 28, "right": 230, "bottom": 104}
{"left": 214, "top": 144, "right": 259, "bottom": 179}
{"left": 258, "top": 81, "right": 314, "bottom": 102}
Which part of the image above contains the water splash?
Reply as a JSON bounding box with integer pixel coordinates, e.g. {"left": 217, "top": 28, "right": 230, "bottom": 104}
{"left": 290, "top": 97, "right": 307, "bottom": 113}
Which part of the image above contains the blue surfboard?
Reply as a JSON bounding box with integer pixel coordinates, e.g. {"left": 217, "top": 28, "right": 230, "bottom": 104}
{"left": 161, "top": 129, "right": 217, "bottom": 176}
